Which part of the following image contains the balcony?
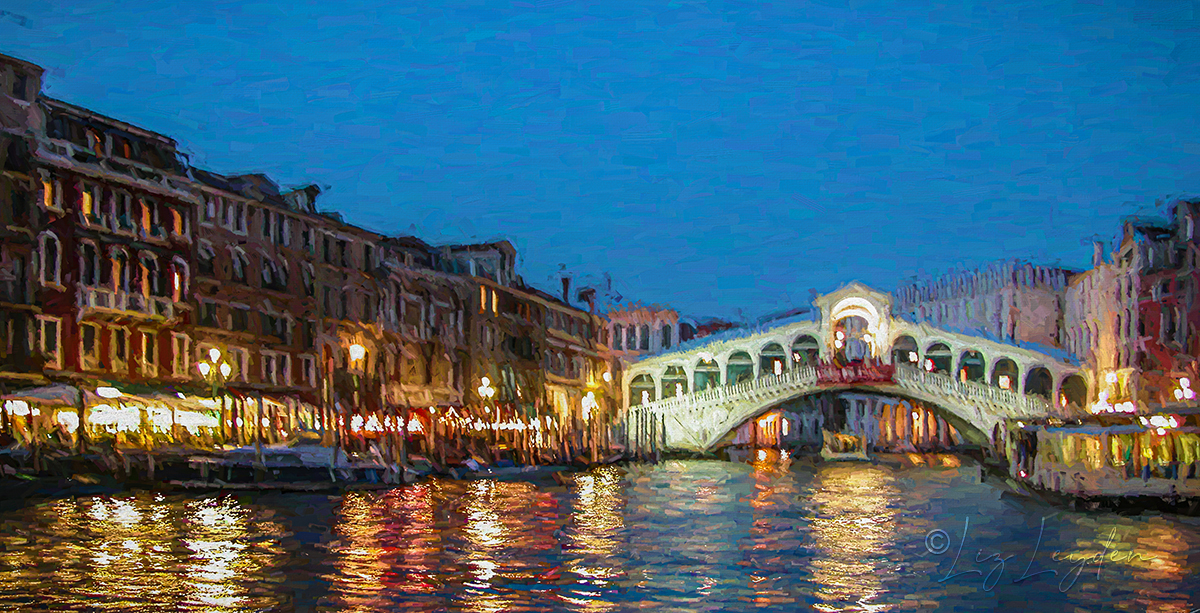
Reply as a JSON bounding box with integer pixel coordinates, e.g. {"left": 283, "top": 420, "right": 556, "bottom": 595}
{"left": 79, "top": 286, "right": 174, "bottom": 320}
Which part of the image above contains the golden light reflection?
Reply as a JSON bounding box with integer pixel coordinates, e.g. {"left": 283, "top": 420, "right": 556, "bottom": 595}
{"left": 566, "top": 465, "right": 625, "bottom": 602}
{"left": 325, "top": 492, "right": 392, "bottom": 613}
{"left": 808, "top": 466, "right": 902, "bottom": 613}
{"left": 0, "top": 493, "right": 284, "bottom": 611}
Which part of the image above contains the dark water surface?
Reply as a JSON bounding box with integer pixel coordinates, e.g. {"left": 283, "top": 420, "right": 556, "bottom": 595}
{"left": 0, "top": 453, "right": 1197, "bottom": 612}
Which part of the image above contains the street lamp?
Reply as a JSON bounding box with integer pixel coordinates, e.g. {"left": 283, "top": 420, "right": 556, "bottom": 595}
{"left": 198, "top": 348, "right": 234, "bottom": 445}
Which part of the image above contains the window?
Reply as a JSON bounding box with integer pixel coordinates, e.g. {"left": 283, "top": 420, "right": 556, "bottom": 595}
{"left": 110, "top": 326, "right": 128, "bottom": 372}
{"left": 229, "top": 348, "right": 249, "bottom": 382}
{"left": 172, "top": 333, "right": 189, "bottom": 377}
{"left": 37, "top": 316, "right": 61, "bottom": 370}
{"left": 626, "top": 325, "right": 636, "bottom": 351}
{"left": 262, "top": 209, "right": 273, "bottom": 240}
{"left": 80, "top": 242, "right": 100, "bottom": 287}
{"left": 170, "top": 207, "right": 187, "bottom": 237}
{"left": 223, "top": 200, "right": 247, "bottom": 234}
{"left": 323, "top": 234, "right": 334, "bottom": 264}
{"left": 479, "top": 285, "right": 486, "bottom": 314}
{"left": 301, "top": 356, "right": 316, "bottom": 387}
{"left": 39, "top": 232, "right": 60, "bottom": 286}
{"left": 302, "top": 321, "right": 316, "bottom": 349}
{"left": 338, "top": 240, "right": 349, "bottom": 267}
{"left": 639, "top": 325, "right": 650, "bottom": 350}
{"left": 202, "top": 195, "right": 218, "bottom": 225}
{"left": 80, "top": 182, "right": 100, "bottom": 223}
{"left": 198, "top": 242, "right": 215, "bottom": 276}
{"left": 41, "top": 178, "right": 62, "bottom": 211}
{"left": 301, "top": 224, "right": 313, "bottom": 253}
{"left": 661, "top": 325, "right": 672, "bottom": 349}
{"left": 363, "top": 244, "right": 374, "bottom": 271}
{"left": 232, "top": 307, "right": 250, "bottom": 332}
{"left": 340, "top": 292, "right": 349, "bottom": 320}
{"left": 114, "top": 192, "right": 134, "bottom": 232}
{"left": 262, "top": 352, "right": 291, "bottom": 386}
{"left": 140, "top": 198, "right": 163, "bottom": 238}
{"left": 302, "top": 264, "right": 314, "bottom": 297}
{"left": 140, "top": 330, "right": 157, "bottom": 376}
{"left": 171, "top": 258, "right": 188, "bottom": 302}
{"left": 80, "top": 323, "right": 100, "bottom": 370}
{"left": 200, "top": 301, "right": 220, "bottom": 328}
{"left": 277, "top": 213, "right": 290, "bottom": 247}
{"left": 231, "top": 249, "right": 248, "bottom": 283}
{"left": 261, "top": 313, "right": 286, "bottom": 339}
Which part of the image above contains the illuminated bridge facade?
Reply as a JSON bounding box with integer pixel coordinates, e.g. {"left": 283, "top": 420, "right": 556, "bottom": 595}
{"left": 620, "top": 284, "right": 1090, "bottom": 453}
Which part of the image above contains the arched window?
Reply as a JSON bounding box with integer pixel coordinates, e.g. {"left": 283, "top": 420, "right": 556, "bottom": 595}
{"left": 79, "top": 241, "right": 100, "bottom": 286}
{"left": 197, "top": 241, "right": 215, "bottom": 276}
{"left": 140, "top": 253, "right": 163, "bottom": 296}
{"left": 38, "top": 232, "right": 60, "bottom": 285}
{"left": 111, "top": 248, "right": 130, "bottom": 292}
{"left": 639, "top": 324, "right": 650, "bottom": 351}
{"left": 302, "top": 263, "right": 315, "bottom": 297}
{"left": 231, "top": 248, "right": 248, "bottom": 283}
{"left": 171, "top": 257, "right": 189, "bottom": 302}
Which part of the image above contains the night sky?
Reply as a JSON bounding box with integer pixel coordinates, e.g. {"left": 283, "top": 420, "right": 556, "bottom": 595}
{"left": 4, "top": 0, "right": 1199, "bottom": 321}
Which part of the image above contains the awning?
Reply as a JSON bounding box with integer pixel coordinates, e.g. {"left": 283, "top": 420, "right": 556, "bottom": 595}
{"left": 1, "top": 384, "right": 81, "bottom": 407}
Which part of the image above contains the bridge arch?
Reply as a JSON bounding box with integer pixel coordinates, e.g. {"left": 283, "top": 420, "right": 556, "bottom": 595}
{"left": 725, "top": 351, "right": 755, "bottom": 385}
{"left": 990, "top": 357, "right": 1019, "bottom": 391}
{"left": 958, "top": 350, "right": 986, "bottom": 383}
{"left": 758, "top": 343, "right": 787, "bottom": 378}
{"left": 693, "top": 358, "right": 721, "bottom": 391}
{"left": 925, "top": 342, "right": 952, "bottom": 374}
{"left": 629, "top": 374, "right": 656, "bottom": 407}
{"left": 892, "top": 335, "right": 920, "bottom": 366}
{"left": 662, "top": 366, "right": 688, "bottom": 398}
{"left": 791, "top": 334, "right": 820, "bottom": 366}
{"left": 699, "top": 386, "right": 994, "bottom": 453}
{"left": 1059, "top": 373, "right": 1087, "bottom": 411}
{"left": 1025, "top": 366, "right": 1053, "bottom": 400}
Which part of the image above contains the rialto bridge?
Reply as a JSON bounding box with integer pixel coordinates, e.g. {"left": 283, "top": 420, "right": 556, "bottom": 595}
{"left": 620, "top": 284, "right": 1091, "bottom": 453}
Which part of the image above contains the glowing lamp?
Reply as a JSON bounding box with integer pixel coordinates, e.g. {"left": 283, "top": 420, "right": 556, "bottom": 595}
{"left": 96, "top": 387, "right": 123, "bottom": 399}
{"left": 219, "top": 363, "right": 232, "bottom": 378}
{"left": 348, "top": 343, "right": 366, "bottom": 363}
{"left": 197, "top": 362, "right": 211, "bottom": 377}
{"left": 602, "top": 371, "right": 612, "bottom": 382}
{"left": 208, "top": 348, "right": 222, "bottom": 363}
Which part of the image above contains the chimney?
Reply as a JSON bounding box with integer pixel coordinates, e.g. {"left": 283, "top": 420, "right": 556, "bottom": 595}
{"left": 561, "top": 276, "right": 571, "bottom": 304}
{"left": 578, "top": 288, "right": 596, "bottom": 313}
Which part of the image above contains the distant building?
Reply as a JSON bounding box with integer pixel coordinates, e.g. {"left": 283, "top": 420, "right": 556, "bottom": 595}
{"left": 895, "top": 260, "right": 1075, "bottom": 350}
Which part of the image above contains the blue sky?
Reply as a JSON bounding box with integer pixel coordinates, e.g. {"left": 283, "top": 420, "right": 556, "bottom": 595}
{"left": 4, "top": 0, "right": 1200, "bottom": 320}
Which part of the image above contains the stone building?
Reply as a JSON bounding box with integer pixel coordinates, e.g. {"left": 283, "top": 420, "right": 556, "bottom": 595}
{"left": 895, "top": 260, "right": 1075, "bottom": 350}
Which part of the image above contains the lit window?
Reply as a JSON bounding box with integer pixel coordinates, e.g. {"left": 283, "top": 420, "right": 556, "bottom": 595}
{"left": 37, "top": 316, "right": 62, "bottom": 370}
{"left": 172, "top": 333, "right": 189, "bottom": 377}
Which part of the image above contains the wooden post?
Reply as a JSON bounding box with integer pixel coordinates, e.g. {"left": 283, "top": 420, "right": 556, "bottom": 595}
{"left": 76, "top": 387, "right": 87, "bottom": 454}
{"left": 255, "top": 393, "right": 265, "bottom": 473}
{"left": 400, "top": 404, "right": 409, "bottom": 468}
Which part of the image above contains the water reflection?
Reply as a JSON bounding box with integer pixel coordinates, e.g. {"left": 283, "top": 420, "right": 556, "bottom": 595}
{"left": 0, "top": 459, "right": 1195, "bottom": 612}
{"left": 807, "top": 465, "right": 902, "bottom": 613}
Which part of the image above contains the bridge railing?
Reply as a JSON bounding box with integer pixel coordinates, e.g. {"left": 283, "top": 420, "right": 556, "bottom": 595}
{"left": 637, "top": 366, "right": 819, "bottom": 416}
{"left": 892, "top": 363, "right": 1051, "bottom": 417}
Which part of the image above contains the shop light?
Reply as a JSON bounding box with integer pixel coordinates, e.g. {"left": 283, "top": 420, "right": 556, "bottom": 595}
{"left": 96, "top": 387, "right": 123, "bottom": 399}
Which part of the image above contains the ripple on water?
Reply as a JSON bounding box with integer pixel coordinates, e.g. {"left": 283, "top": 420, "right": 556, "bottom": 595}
{"left": 0, "top": 458, "right": 1196, "bottom": 612}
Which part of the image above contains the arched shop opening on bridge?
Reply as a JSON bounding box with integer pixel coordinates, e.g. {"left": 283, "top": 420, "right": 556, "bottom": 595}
{"left": 726, "top": 351, "right": 754, "bottom": 385}
{"left": 629, "top": 374, "right": 656, "bottom": 407}
{"left": 662, "top": 366, "right": 688, "bottom": 398}
{"left": 1025, "top": 367, "right": 1053, "bottom": 400}
{"left": 924, "top": 342, "right": 952, "bottom": 374}
{"left": 1059, "top": 373, "right": 1088, "bottom": 411}
{"left": 958, "top": 350, "right": 986, "bottom": 383}
{"left": 991, "top": 358, "right": 1019, "bottom": 391}
{"left": 759, "top": 343, "right": 788, "bottom": 377}
{"left": 723, "top": 391, "right": 968, "bottom": 453}
{"left": 693, "top": 358, "right": 721, "bottom": 392}
{"left": 832, "top": 315, "right": 872, "bottom": 365}
{"left": 791, "top": 335, "right": 819, "bottom": 366}
{"left": 892, "top": 335, "right": 919, "bottom": 366}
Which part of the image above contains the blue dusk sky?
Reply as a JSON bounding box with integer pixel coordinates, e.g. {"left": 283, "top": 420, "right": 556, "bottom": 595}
{"left": 3, "top": 0, "right": 1199, "bottom": 321}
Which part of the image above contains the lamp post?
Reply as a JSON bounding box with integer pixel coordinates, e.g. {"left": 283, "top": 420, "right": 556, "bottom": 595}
{"left": 478, "top": 376, "right": 496, "bottom": 457}
{"left": 198, "top": 347, "right": 233, "bottom": 447}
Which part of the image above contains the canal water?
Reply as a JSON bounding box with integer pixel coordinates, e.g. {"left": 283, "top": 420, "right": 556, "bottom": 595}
{"left": 0, "top": 453, "right": 1197, "bottom": 612}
